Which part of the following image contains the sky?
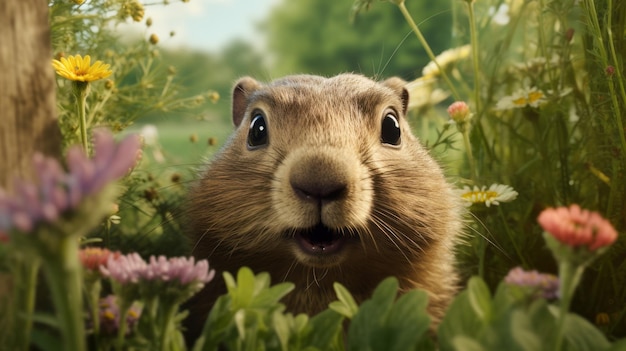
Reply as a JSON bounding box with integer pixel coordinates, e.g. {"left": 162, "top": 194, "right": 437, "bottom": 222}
{"left": 119, "top": 0, "right": 281, "bottom": 52}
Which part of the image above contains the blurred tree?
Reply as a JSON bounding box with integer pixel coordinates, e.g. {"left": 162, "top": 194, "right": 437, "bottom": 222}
{"left": 0, "top": 0, "right": 61, "bottom": 187}
{"left": 263, "top": 0, "right": 452, "bottom": 79}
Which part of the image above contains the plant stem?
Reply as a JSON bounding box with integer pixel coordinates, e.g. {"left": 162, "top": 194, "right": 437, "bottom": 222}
{"left": 74, "top": 81, "right": 90, "bottom": 154}
{"left": 462, "top": 127, "right": 477, "bottom": 181}
{"left": 553, "top": 260, "right": 585, "bottom": 351}
{"left": 477, "top": 234, "right": 485, "bottom": 278}
{"left": 157, "top": 300, "right": 179, "bottom": 351}
{"left": 13, "top": 256, "right": 40, "bottom": 351}
{"left": 86, "top": 278, "right": 102, "bottom": 347}
{"left": 606, "top": 0, "right": 626, "bottom": 120}
{"left": 497, "top": 207, "right": 529, "bottom": 268}
{"left": 397, "top": 1, "right": 461, "bottom": 101}
{"left": 42, "top": 236, "right": 86, "bottom": 351}
{"left": 466, "top": 0, "right": 481, "bottom": 114}
{"left": 115, "top": 297, "right": 134, "bottom": 351}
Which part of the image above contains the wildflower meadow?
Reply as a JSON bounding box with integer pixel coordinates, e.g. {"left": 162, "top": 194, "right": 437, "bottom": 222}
{"left": 0, "top": 0, "right": 625, "bottom": 350}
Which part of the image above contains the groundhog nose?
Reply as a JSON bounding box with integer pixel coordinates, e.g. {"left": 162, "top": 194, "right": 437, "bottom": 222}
{"left": 291, "top": 179, "right": 347, "bottom": 204}
{"left": 288, "top": 151, "right": 352, "bottom": 205}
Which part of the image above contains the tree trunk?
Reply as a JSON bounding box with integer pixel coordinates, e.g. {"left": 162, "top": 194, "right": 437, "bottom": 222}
{"left": 0, "top": 0, "right": 62, "bottom": 188}
{"left": 0, "top": 0, "right": 61, "bottom": 347}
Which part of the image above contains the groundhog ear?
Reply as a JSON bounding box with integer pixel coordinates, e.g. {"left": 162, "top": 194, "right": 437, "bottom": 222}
{"left": 232, "top": 77, "right": 261, "bottom": 127}
{"left": 381, "top": 77, "right": 409, "bottom": 115}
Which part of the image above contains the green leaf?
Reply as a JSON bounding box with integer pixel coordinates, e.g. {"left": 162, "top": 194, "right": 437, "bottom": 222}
{"left": 451, "top": 335, "right": 486, "bottom": 351}
{"left": 250, "top": 283, "right": 295, "bottom": 309}
{"left": 29, "top": 328, "right": 63, "bottom": 351}
{"left": 385, "top": 289, "right": 431, "bottom": 351}
{"left": 509, "top": 309, "right": 542, "bottom": 351}
{"left": 330, "top": 282, "right": 359, "bottom": 318}
{"left": 438, "top": 290, "right": 483, "bottom": 351}
{"left": 293, "top": 313, "right": 309, "bottom": 334}
{"left": 467, "top": 276, "right": 492, "bottom": 322}
{"left": 253, "top": 271, "right": 272, "bottom": 295}
{"left": 305, "top": 309, "right": 344, "bottom": 350}
{"left": 235, "top": 267, "right": 257, "bottom": 307}
{"left": 492, "top": 281, "right": 527, "bottom": 313}
{"left": 606, "top": 339, "right": 626, "bottom": 351}
{"left": 224, "top": 271, "right": 237, "bottom": 293}
{"left": 234, "top": 309, "right": 247, "bottom": 339}
{"left": 347, "top": 277, "right": 399, "bottom": 351}
{"left": 195, "top": 294, "right": 234, "bottom": 351}
{"left": 563, "top": 312, "right": 611, "bottom": 351}
{"left": 272, "top": 312, "right": 291, "bottom": 351}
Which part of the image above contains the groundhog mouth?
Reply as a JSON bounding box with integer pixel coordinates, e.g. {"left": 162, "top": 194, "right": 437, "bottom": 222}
{"left": 294, "top": 224, "right": 347, "bottom": 256}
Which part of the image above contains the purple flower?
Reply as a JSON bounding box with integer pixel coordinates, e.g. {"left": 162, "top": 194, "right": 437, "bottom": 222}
{"left": 0, "top": 129, "right": 140, "bottom": 234}
{"left": 96, "top": 295, "right": 142, "bottom": 336}
{"left": 504, "top": 266, "right": 560, "bottom": 299}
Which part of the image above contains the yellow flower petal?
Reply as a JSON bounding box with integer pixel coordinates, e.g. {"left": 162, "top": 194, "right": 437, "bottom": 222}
{"left": 51, "top": 54, "right": 112, "bottom": 82}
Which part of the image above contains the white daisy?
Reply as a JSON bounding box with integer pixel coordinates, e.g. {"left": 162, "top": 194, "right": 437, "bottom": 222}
{"left": 488, "top": 4, "right": 510, "bottom": 25}
{"left": 458, "top": 184, "right": 519, "bottom": 207}
{"left": 494, "top": 87, "right": 547, "bottom": 110}
{"left": 406, "top": 77, "right": 449, "bottom": 111}
{"left": 422, "top": 45, "right": 471, "bottom": 78}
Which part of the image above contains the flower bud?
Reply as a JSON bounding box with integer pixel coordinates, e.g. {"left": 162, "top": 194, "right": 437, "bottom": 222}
{"left": 606, "top": 66, "right": 615, "bottom": 76}
{"left": 447, "top": 101, "right": 472, "bottom": 124}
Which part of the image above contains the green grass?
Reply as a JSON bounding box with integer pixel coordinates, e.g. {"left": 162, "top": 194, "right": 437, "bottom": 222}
{"left": 128, "top": 119, "right": 234, "bottom": 167}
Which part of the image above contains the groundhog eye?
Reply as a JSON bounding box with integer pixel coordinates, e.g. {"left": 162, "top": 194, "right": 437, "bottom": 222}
{"left": 381, "top": 112, "right": 401, "bottom": 146}
{"left": 247, "top": 112, "right": 268, "bottom": 148}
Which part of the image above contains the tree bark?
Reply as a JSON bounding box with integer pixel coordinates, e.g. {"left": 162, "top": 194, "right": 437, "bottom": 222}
{"left": 0, "top": 0, "right": 61, "bottom": 347}
{"left": 0, "top": 0, "right": 62, "bottom": 188}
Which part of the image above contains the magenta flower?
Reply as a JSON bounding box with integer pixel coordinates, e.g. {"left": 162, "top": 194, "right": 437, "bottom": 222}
{"left": 0, "top": 129, "right": 141, "bottom": 234}
{"left": 504, "top": 266, "right": 560, "bottom": 299}
{"left": 537, "top": 204, "right": 618, "bottom": 251}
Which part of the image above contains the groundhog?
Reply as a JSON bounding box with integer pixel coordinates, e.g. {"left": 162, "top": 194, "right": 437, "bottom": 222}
{"left": 184, "top": 73, "right": 462, "bottom": 338}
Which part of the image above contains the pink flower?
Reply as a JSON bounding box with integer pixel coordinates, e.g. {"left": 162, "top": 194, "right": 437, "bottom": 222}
{"left": 142, "top": 255, "right": 215, "bottom": 285}
{"left": 537, "top": 204, "right": 618, "bottom": 251}
{"left": 447, "top": 101, "right": 471, "bottom": 123}
{"left": 504, "top": 266, "right": 560, "bottom": 299}
{"left": 100, "top": 253, "right": 215, "bottom": 287}
{"left": 100, "top": 253, "right": 147, "bottom": 284}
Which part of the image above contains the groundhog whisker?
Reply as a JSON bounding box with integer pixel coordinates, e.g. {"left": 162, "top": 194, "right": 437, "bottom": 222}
{"left": 466, "top": 211, "right": 510, "bottom": 259}
{"left": 282, "top": 258, "right": 299, "bottom": 283}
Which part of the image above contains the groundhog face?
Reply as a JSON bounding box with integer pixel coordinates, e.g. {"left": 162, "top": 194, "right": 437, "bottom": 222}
{"left": 229, "top": 74, "right": 411, "bottom": 268}
{"left": 189, "top": 74, "right": 456, "bottom": 273}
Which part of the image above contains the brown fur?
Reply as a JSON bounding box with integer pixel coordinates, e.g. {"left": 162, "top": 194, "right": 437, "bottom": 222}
{"left": 184, "top": 74, "right": 462, "bottom": 337}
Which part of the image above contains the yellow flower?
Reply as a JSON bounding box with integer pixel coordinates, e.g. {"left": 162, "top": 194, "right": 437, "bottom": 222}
{"left": 458, "top": 184, "right": 518, "bottom": 207}
{"left": 51, "top": 55, "right": 112, "bottom": 82}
